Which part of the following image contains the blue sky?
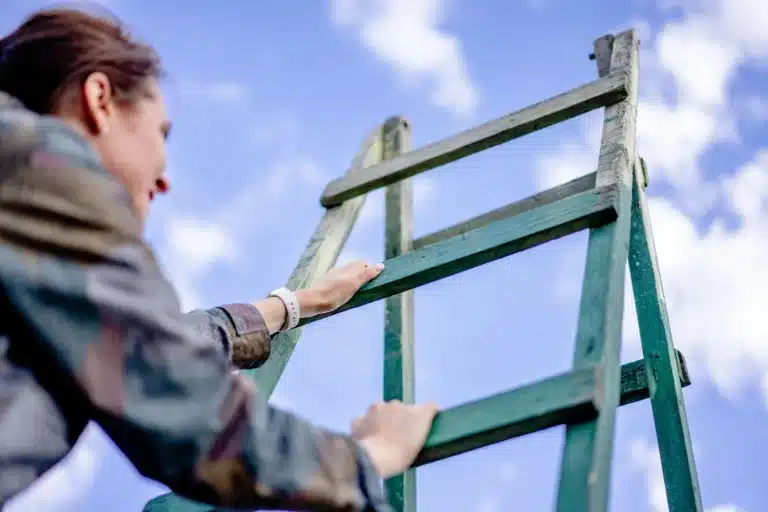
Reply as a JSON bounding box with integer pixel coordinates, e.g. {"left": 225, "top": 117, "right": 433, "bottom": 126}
{"left": 2, "top": 0, "right": 767, "bottom": 511}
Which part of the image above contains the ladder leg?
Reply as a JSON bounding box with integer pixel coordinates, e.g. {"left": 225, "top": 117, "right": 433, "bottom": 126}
{"left": 555, "top": 29, "right": 639, "bottom": 512}
{"left": 142, "top": 124, "right": 388, "bottom": 512}
{"left": 382, "top": 117, "right": 417, "bottom": 512}
{"left": 628, "top": 160, "right": 703, "bottom": 512}
{"left": 251, "top": 124, "right": 387, "bottom": 396}
{"left": 555, "top": 201, "right": 631, "bottom": 512}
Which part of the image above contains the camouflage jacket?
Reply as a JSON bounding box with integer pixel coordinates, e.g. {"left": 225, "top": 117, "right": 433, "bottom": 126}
{"left": 0, "top": 91, "right": 390, "bottom": 511}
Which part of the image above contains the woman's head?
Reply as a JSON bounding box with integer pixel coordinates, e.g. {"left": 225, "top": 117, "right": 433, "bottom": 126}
{"left": 0, "top": 6, "right": 171, "bottom": 223}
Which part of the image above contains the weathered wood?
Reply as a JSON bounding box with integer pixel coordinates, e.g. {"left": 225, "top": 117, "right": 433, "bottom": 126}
{"left": 320, "top": 72, "right": 630, "bottom": 207}
{"left": 381, "top": 117, "right": 417, "bottom": 512}
{"left": 412, "top": 352, "right": 690, "bottom": 467}
{"left": 145, "top": 348, "right": 692, "bottom": 512}
{"left": 618, "top": 349, "right": 691, "bottom": 407}
{"left": 556, "top": 30, "right": 639, "bottom": 512}
{"left": 299, "top": 185, "right": 619, "bottom": 327}
{"left": 416, "top": 367, "right": 600, "bottom": 467}
{"left": 144, "top": 123, "right": 387, "bottom": 512}
{"left": 413, "top": 171, "right": 597, "bottom": 250}
{"left": 247, "top": 125, "right": 385, "bottom": 396}
{"left": 628, "top": 158, "right": 703, "bottom": 511}
{"left": 591, "top": 35, "right": 615, "bottom": 80}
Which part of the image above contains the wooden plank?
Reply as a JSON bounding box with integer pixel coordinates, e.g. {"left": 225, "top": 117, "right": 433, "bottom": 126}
{"left": 618, "top": 349, "right": 690, "bottom": 407}
{"left": 381, "top": 118, "right": 417, "bottom": 512}
{"left": 320, "top": 72, "right": 629, "bottom": 207}
{"left": 555, "top": 30, "right": 639, "bottom": 512}
{"left": 415, "top": 367, "right": 600, "bottom": 467}
{"left": 143, "top": 349, "right": 692, "bottom": 512}
{"left": 413, "top": 171, "right": 597, "bottom": 250}
{"left": 628, "top": 159, "right": 703, "bottom": 511}
{"left": 412, "top": 352, "right": 691, "bottom": 467}
{"left": 248, "top": 123, "right": 386, "bottom": 397}
{"left": 144, "top": 122, "right": 387, "bottom": 512}
{"left": 299, "top": 185, "right": 619, "bottom": 328}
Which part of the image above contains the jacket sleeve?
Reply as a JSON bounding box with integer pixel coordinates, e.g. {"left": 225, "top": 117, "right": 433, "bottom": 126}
{"left": 0, "top": 100, "right": 391, "bottom": 511}
{"left": 184, "top": 304, "right": 274, "bottom": 369}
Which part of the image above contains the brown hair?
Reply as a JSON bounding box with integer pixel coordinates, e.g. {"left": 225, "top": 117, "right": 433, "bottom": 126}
{"left": 0, "top": 5, "right": 162, "bottom": 114}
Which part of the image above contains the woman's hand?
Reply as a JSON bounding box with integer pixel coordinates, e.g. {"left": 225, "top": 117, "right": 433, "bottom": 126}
{"left": 351, "top": 400, "right": 439, "bottom": 478}
{"left": 296, "top": 260, "right": 384, "bottom": 317}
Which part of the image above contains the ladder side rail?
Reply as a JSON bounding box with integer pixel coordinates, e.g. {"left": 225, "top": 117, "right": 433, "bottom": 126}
{"left": 144, "top": 122, "right": 388, "bottom": 512}
{"left": 628, "top": 157, "right": 703, "bottom": 511}
{"left": 382, "top": 118, "right": 417, "bottom": 512}
{"left": 250, "top": 123, "right": 386, "bottom": 396}
{"left": 555, "top": 30, "right": 639, "bottom": 512}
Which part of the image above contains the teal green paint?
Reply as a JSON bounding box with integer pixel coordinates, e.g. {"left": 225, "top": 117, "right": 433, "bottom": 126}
{"left": 299, "top": 185, "right": 619, "bottom": 328}
{"left": 145, "top": 126, "right": 386, "bottom": 512}
{"left": 249, "top": 127, "right": 385, "bottom": 398}
{"left": 382, "top": 117, "right": 417, "bottom": 512}
{"left": 619, "top": 349, "right": 690, "bottom": 407}
{"left": 412, "top": 171, "right": 598, "bottom": 250}
{"left": 413, "top": 353, "right": 690, "bottom": 468}
{"left": 629, "top": 162, "right": 703, "bottom": 511}
{"left": 145, "top": 28, "right": 704, "bottom": 512}
{"left": 555, "top": 186, "right": 631, "bottom": 512}
{"left": 144, "top": 494, "right": 217, "bottom": 512}
{"left": 320, "top": 71, "right": 628, "bottom": 207}
{"left": 417, "top": 366, "right": 599, "bottom": 466}
{"left": 144, "top": 348, "right": 691, "bottom": 512}
{"left": 556, "top": 29, "right": 638, "bottom": 512}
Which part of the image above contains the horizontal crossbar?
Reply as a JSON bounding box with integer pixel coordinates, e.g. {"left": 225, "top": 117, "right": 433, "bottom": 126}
{"left": 299, "top": 184, "right": 619, "bottom": 328}
{"left": 320, "top": 72, "right": 628, "bottom": 207}
{"left": 142, "top": 351, "right": 691, "bottom": 512}
{"left": 412, "top": 350, "right": 691, "bottom": 467}
{"left": 413, "top": 171, "right": 598, "bottom": 249}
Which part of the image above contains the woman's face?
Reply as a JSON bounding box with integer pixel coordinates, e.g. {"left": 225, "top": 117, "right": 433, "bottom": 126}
{"left": 80, "top": 73, "right": 172, "bottom": 225}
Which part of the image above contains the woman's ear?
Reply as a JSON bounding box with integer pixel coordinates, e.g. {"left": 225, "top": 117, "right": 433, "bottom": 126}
{"left": 81, "top": 71, "right": 115, "bottom": 136}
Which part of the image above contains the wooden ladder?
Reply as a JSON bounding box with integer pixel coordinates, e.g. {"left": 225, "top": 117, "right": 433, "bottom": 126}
{"left": 144, "top": 29, "right": 702, "bottom": 512}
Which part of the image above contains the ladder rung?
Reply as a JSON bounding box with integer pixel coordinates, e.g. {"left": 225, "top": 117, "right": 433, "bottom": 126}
{"left": 299, "top": 184, "right": 619, "bottom": 328}
{"left": 413, "top": 171, "right": 597, "bottom": 249}
{"left": 320, "top": 72, "right": 629, "bottom": 207}
{"left": 412, "top": 350, "right": 691, "bottom": 467}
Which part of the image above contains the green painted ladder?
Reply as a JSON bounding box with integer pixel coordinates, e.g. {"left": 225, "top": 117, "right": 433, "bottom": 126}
{"left": 145, "top": 29, "right": 702, "bottom": 512}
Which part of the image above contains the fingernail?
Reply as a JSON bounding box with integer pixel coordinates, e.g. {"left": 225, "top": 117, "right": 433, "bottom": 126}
{"left": 375, "top": 263, "right": 385, "bottom": 270}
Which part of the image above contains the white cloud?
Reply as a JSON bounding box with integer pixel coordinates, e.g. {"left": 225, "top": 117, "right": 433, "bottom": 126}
{"left": 633, "top": 154, "right": 768, "bottom": 401}
{"left": 166, "top": 217, "right": 239, "bottom": 273}
{"left": 331, "top": 0, "right": 478, "bottom": 116}
{"left": 159, "top": 156, "right": 326, "bottom": 311}
{"left": 4, "top": 424, "right": 104, "bottom": 512}
{"left": 637, "top": 0, "right": 768, "bottom": 201}
{"left": 176, "top": 80, "right": 248, "bottom": 104}
{"left": 161, "top": 217, "right": 239, "bottom": 309}
{"left": 536, "top": 1, "right": 768, "bottom": 406}
{"left": 630, "top": 439, "right": 745, "bottom": 512}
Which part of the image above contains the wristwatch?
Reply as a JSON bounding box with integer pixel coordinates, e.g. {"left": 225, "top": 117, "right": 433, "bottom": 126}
{"left": 268, "top": 287, "right": 301, "bottom": 332}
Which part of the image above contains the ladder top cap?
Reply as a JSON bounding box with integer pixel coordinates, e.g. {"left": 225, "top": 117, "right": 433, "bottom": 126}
{"left": 383, "top": 115, "right": 411, "bottom": 132}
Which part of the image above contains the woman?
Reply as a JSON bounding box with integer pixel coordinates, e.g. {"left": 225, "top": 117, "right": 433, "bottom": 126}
{"left": 0, "top": 7, "right": 436, "bottom": 511}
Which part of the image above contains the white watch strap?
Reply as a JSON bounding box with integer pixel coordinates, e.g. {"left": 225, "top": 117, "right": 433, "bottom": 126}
{"left": 269, "top": 287, "right": 301, "bottom": 332}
